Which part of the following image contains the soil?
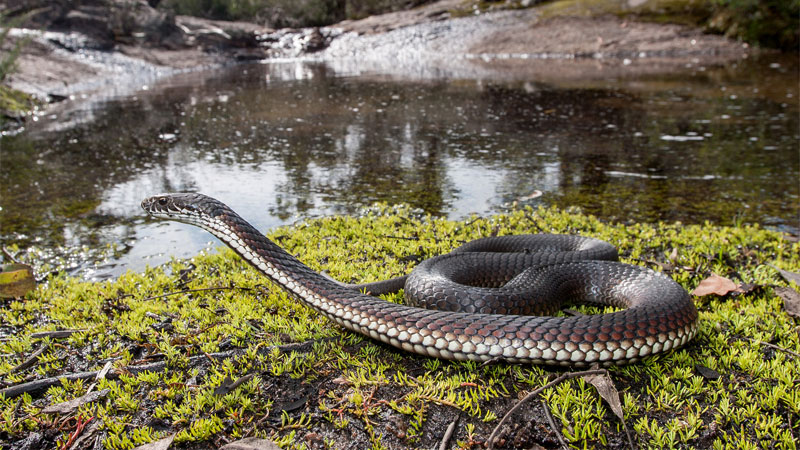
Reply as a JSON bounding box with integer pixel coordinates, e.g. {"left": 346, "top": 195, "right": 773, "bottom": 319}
{"left": 3, "top": 0, "right": 752, "bottom": 106}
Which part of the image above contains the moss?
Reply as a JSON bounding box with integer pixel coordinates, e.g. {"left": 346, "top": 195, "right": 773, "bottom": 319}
{"left": 0, "top": 84, "right": 38, "bottom": 120}
{"left": 1, "top": 205, "right": 798, "bottom": 448}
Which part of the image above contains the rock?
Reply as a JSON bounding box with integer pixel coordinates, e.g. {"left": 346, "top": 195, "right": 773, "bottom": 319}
{"left": 304, "top": 27, "right": 327, "bottom": 52}
{"left": 59, "top": 9, "right": 114, "bottom": 44}
{"left": 8, "top": 432, "right": 44, "bottom": 450}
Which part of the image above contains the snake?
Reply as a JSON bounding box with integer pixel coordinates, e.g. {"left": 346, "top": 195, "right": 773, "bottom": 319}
{"left": 141, "top": 193, "right": 698, "bottom": 366}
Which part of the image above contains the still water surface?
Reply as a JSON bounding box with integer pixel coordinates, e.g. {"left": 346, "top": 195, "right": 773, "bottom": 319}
{"left": 1, "top": 58, "right": 798, "bottom": 278}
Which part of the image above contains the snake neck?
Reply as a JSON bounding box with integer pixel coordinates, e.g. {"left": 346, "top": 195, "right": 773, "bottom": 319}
{"left": 204, "top": 208, "right": 344, "bottom": 299}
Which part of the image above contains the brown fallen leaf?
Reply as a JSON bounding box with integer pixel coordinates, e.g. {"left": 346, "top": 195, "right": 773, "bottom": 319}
{"left": 41, "top": 389, "right": 109, "bottom": 415}
{"left": 583, "top": 371, "right": 623, "bottom": 421}
{"left": 691, "top": 274, "right": 739, "bottom": 297}
{"left": 774, "top": 286, "right": 800, "bottom": 319}
{"left": 133, "top": 434, "right": 175, "bottom": 450}
{"left": 220, "top": 437, "right": 281, "bottom": 450}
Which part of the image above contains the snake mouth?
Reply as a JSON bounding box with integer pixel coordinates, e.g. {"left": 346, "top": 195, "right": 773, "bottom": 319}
{"left": 141, "top": 193, "right": 228, "bottom": 229}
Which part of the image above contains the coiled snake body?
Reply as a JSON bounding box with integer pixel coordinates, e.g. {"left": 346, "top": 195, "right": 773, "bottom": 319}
{"left": 142, "top": 193, "right": 698, "bottom": 366}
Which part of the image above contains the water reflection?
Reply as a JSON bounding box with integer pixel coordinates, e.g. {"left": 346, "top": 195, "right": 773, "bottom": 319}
{"left": 1, "top": 58, "right": 797, "bottom": 278}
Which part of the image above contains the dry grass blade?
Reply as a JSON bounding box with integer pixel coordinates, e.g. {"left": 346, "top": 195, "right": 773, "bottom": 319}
{"left": 41, "top": 389, "right": 109, "bottom": 415}
{"left": 219, "top": 436, "right": 281, "bottom": 449}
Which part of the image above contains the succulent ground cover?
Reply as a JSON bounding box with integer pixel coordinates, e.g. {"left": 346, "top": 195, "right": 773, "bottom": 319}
{"left": 1, "top": 205, "right": 798, "bottom": 449}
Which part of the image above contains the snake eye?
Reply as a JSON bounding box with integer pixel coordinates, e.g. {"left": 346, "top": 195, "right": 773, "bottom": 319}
{"left": 158, "top": 197, "right": 168, "bottom": 206}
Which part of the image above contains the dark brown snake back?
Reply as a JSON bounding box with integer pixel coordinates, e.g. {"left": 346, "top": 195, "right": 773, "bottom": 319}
{"left": 142, "top": 193, "right": 699, "bottom": 366}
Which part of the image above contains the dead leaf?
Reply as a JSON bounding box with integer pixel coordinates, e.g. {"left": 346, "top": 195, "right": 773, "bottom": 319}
{"left": 133, "top": 434, "right": 175, "bottom": 450}
{"left": 691, "top": 274, "right": 739, "bottom": 297}
{"left": 769, "top": 264, "right": 800, "bottom": 286}
{"left": 220, "top": 437, "right": 281, "bottom": 450}
{"left": 694, "top": 364, "right": 721, "bottom": 380}
{"left": 41, "top": 389, "right": 109, "bottom": 415}
{"left": 774, "top": 286, "right": 800, "bottom": 319}
{"left": 583, "top": 371, "right": 623, "bottom": 421}
{"left": 0, "top": 263, "right": 36, "bottom": 298}
{"left": 214, "top": 373, "right": 254, "bottom": 396}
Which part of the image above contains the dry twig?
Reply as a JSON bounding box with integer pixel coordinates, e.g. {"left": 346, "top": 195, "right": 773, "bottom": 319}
{"left": 541, "top": 400, "right": 568, "bottom": 450}
{"left": 438, "top": 417, "right": 458, "bottom": 450}
{"left": 743, "top": 337, "right": 800, "bottom": 359}
{"left": 487, "top": 369, "right": 606, "bottom": 449}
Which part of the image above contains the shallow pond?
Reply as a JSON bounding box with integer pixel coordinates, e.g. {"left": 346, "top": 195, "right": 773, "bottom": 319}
{"left": 1, "top": 56, "right": 798, "bottom": 279}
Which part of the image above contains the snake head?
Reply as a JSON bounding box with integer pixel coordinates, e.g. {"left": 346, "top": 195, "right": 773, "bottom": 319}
{"left": 141, "top": 193, "right": 220, "bottom": 225}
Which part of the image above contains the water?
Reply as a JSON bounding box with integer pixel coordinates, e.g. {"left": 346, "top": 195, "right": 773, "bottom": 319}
{"left": 1, "top": 57, "right": 797, "bottom": 279}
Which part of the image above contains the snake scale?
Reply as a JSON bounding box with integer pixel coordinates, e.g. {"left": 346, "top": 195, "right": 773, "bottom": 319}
{"left": 142, "top": 193, "right": 698, "bottom": 366}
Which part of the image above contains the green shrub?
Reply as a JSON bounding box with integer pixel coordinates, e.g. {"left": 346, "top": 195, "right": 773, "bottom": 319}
{"left": 710, "top": 0, "right": 799, "bottom": 49}
{"left": 159, "top": 0, "right": 434, "bottom": 27}
{"left": 1, "top": 13, "right": 39, "bottom": 122}
{"left": 0, "top": 13, "right": 28, "bottom": 83}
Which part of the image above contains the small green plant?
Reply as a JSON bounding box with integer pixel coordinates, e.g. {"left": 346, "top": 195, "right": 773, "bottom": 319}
{"left": 709, "top": 0, "right": 799, "bottom": 49}
{"left": 0, "top": 12, "right": 38, "bottom": 120}
{"left": 0, "top": 14, "right": 26, "bottom": 82}
{"left": 1, "top": 204, "right": 798, "bottom": 448}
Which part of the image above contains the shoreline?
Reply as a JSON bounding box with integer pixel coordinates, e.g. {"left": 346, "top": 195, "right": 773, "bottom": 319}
{"left": 1, "top": 0, "right": 755, "bottom": 121}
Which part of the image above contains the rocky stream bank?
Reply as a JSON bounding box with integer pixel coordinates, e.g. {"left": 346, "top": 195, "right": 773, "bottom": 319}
{"left": 1, "top": 0, "right": 755, "bottom": 122}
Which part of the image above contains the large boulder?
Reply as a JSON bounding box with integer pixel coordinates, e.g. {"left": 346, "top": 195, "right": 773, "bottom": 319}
{"left": 2, "top": 0, "right": 185, "bottom": 48}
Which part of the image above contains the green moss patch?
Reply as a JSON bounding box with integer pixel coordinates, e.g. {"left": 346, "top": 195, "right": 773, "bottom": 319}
{"left": 0, "top": 84, "right": 38, "bottom": 121}
{"left": 1, "top": 205, "right": 798, "bottom": 448}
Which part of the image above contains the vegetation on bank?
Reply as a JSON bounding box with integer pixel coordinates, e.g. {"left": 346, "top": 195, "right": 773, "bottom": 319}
{"left": 158, "top": 0, "right": 798, "bottom": 50}
{"left": 1, "top": 205, "right": 798, "bottom": 449}
{"left": 533, "top": 0, "right": 799, "bottom": 50}
{"left": 0, "top": 13, "right": 38, "bottom": 124}
{"left": 158, "top": 0, "right": 436, "bottom": 28}
{"left": 708, "top": 0, "right": 799, "bottom": 49}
